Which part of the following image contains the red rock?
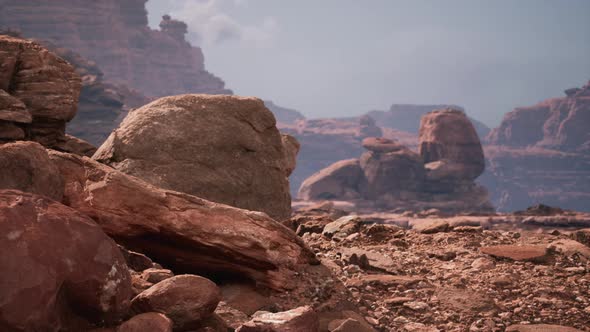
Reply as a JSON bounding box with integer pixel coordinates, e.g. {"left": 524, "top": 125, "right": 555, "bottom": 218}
{"left": 419, "top": 107, "right": 485, "bottom": 180}
{"left": 236, "top": 306, "right": 319, "bottom": 332}
{"left": 94, "top": 94, "right": 292, "bottom": 220}
{"left": 483, "top": 81, "right": 590, "bottom": 212}
{"left": 49, "top": 150, "right": 317, "bottom": 290}
{"left": 0, "top": 89, "right": 31, "bottom": 123}
{"left": 131, "top": 275, "right": 221, "bottom": 331}
{"left": 281, "top": 134, "right": 300, "bottom": 177}
{"left": 298, "top": 158, "right": 364, "bottom": 200}
{"left": 0, "top": 35, "right": 81, "bottom": 147}
{"left": 361, "top": 137, "right": 405, "bottom": 153}
{"left": 117, "top": 312, "right": 173, "bottom": 332}
{"left": 505, "top": 324, "right": 583, "bottom": 332}
{"left": 0, "top": 2, "right": 231, "bottom": 98}
{"left": 141, "top": 268, "right": 174, "bottom": 284}
{"left": 357, "top": 115, "right": 383, "bottom": 138}
{"left": 346, "top": 274, "right": 423, "bottom": 288}
{"left": 359, "top": 148, "right": 425, "bottom": 198}
{"left": 0, "top": 190, "right": 132, "bottom": 331}
{"left": 0, "top": 141, "right": 64, "bottom": 201}
{"left": 480, "top": 245, "right": 550, "bottom": 262}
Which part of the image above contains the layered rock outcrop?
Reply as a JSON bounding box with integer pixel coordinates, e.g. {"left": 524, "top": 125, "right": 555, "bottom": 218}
{"left": 482, "top": 81, "right": 590, "bottom": 211}
{"left": 0, "top": 35, "right": 82, "bottom": 148}
{"left": 51, "top": 150, "right": 316, "bottom": 290}
{"left": 299, "top": 108, "right": 493, "bottom": 213}
{"left": 0, "top": 1, "right": 231, "bottom": 98}
{"left": 94, "top": 94, "right": 294, "bottom": 220}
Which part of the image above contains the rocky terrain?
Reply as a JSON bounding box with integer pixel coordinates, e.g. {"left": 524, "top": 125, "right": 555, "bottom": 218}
{"left": 287, "top": 202, "right": 590, "bottom": 331}
{"left": 298, "top": 108, "right": 493, "bottom": 213}
{"left": 482, "top": 81, "right": 590, "bottom": 212}
{"left": 1, "top": 33, "right": 589, "bottom": 332}
{"left": 0, "top": 0, "right": 231, "bottom": 98}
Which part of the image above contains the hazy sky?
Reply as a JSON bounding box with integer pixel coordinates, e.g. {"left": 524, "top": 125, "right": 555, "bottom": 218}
{"left": 146, "top": 0, "right": 590, "bottom": 126}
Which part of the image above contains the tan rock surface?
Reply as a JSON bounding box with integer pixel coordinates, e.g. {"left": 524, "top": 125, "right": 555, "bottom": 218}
{"left": 94, "top": 94, "right": 292, "bottom": 220}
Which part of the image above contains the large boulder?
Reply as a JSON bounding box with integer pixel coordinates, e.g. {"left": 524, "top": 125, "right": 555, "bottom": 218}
{"left": 419, "top": 108, "right": 485, "bottom": 180}
{"left": 298, "top": 159, "right": 364, "bottom": 200}
{"left": 0, "top": 141, "right": 64, "bottom": 201}
{"left": 0, "top": 35, "right": 81, "bottom": 147}
{"left": 359, "top": 148, "right": 425, "bottom": 199}
{"left": 94, "top": 94, "right": 292, "bottom": 220}
{"left": 131, "top": 275, "right": 221, "bottom": 331}
{"left": 0, "top": 190, "right": 132, "bottom": 331}
{"left": 49, "top": 150, "right": 317, "bottom": 290}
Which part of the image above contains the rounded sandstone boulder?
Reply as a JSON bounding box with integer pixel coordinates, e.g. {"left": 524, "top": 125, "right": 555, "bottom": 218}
{"left": 94, "top": 94, "right": 292, "bottom": 220}
{"left": 0, "top": 190, "right": 132, "bottom": 331}
{"left": 131, "top": 275, "right": 222, "bottom": 331}
{"left": 419, "top": 107, "right": 485, "bottom": 180}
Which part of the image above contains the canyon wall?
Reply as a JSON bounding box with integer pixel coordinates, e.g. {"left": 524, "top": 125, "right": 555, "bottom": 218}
{"left": 0, "top": 0, "right": 231, "bottom": 98}
{"left": 481, "top": 81, "right": 590, "bottom": 211}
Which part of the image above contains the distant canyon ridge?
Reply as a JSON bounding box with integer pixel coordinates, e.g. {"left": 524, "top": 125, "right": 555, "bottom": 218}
{"left": 1, "top": 0, "right": 588, "bottom": 212}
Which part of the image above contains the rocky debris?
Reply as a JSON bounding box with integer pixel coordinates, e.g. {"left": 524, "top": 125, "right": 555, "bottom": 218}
{"left": 483, "top": 80, "right": 590, "bottom": 212}
{"left": 119, "top": 246, "right": 157, "bottom": 272}
{"left": 0, "top": 141, "right": 64, "bottom": 200}
{"left": 290, "top": 207, "right": 590, "bottom": 331}
{"left": 0, "top": 190, "right": 132, "bottom": 331}
{"left": 506, "top": 324, "right": 584, "bottom": 332}
{"left": 94, "top": 94, "right": 293, "bottom": 220}
{"left": 50, "top": 150, "right": 317, "bottom": 290}
{"left": 480, "top": 245, "right": 551, "bottom": 263}
{"left": 141, "top": 268, "right": 175, "bottom": 284}
{"left": 0, "top": 3, "right": 231, "bottom": 98}
{"left": 572, "top": 229, "right": 590, "bottom": 247}
{"left": 131, "top": 275, "right": 221, "bottom": 331}
{"left": 236, "top": 306, "right": 319, "bottom": 332}
{"left": 299, "top": 108, "right": 493, "bottom": 213}
{"left": 0, "top": 35, "right": 81, "bottom": 147}
{"left": 548, "top": 239, "right": 590, "bottom": 260}
{"left": 322, "top": 215, "right": 362, "bottom": 240}
{"left": 117, "top": 312, "right": 173, "bottom": 332}
{"left": 331, "top": 318, "right": 376, "bottom": 332}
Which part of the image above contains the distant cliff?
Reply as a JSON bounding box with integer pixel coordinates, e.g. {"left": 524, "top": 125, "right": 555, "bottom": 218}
{"left": 481, "top": 81, "right": 590, "bottom": 211}
{"left": 0, "top": 0, "right": 231, "bottom": 97}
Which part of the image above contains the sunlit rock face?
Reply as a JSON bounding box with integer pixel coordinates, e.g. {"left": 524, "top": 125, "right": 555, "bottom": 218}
{"left": 0, "top": 0, "right": 231, "bottom": 97}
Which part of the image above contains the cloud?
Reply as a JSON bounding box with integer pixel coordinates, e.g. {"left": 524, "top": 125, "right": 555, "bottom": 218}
{"left": 164, "top": 0, "right": 277, "bottom": 45}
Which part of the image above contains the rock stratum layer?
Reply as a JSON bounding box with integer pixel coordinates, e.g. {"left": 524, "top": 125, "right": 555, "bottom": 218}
{"left": 482, "top": 81, "right": 590, "bottom": 211}
{"left": 94, "top": 94, "right": 294, "bottom": 220}
{"left": 0, "top": 0, "right": 231, "bottom": 98}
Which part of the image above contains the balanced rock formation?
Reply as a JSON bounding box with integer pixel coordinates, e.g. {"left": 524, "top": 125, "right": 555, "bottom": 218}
{"left": 50, "top": 150, "right": 317, "bottom": 290}
{"left": 0, "top": 1, "right": 231, "bottom": 98}
{"left": 299, "top": 108, "right": 493, "bottom": 212}
{"left": 94, "top": 94, "right": 293, "bottom": 220}
{"left": 482, "top": 80, "right": 590, "bottom": 211}
{"left": 419, "top": 108, "right": 485, "bottom": 181}
{"left": 0, "top": 190, "right": 132, "bottom": 331}
{"left": 0, "top": 35, "right": 81, "bottom": 148}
